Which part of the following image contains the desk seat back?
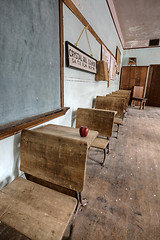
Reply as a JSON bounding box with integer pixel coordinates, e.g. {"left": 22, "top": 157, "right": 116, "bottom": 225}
{"left": 133, "top": 86, "right": 144, "bottom": 98}
{"left": 20, "top": 129, "right": 88, "bottom": 192}
{"left": 95, "top": 96, "right": 124, "bottom": 119}
{"left": 112, "top": 91, "right": 131, "bottom": 103}
{"left": 116, "top": 89, "right": 131, "bottom": 94}
{"left": 76, "top": 108, "right": 115, "bottom": 138}
{"left": 106, "top": 95, "right": 127, "bottom": 110}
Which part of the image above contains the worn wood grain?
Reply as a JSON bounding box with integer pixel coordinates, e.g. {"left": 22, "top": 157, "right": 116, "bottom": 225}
{"left": 112, "top": 90, "right": 131, "bottom": 104}
{"left": 0, "top": 177, "right": 77, "bottom": 240}
{"left": 33, "top": 124, "right": 98, "bottom": 148}
{"left": 76, "top": 108, "right": 116, "bottom": 138}
{"left": 95, "top": 61, "right": 109, "bottom": 81}
{"left": 116, "top": 90, "right": 131, "bottom": 94}
{"left": 25, "top": 174, "right": 77, "bottom": 198}
{"left": 95, "top": 96, "right": 124, "bottom": 119}
{"left": 91, "top": 138, "right": 109, "bottom": 149}
{"left": 132, "top": 86, "right": 144, "bottom": 106}
{"left": 132, "top": 86, "right": 144, "bottom": 98}
{"left": 0, "top": 222, "right": 29, "bottom": 240}
{"left": 20, "top": 129, "right": 88, "bottom": 192}
{"left": 106, "top": 95, "right": 127, "bottom": 111}
{"left": 76, "top": 108, "right": 115, "bottom": 163}
{"left": 114, "top": 117, "right": 123, "bottom": 125}
{"left": 120, "top": 66, "right": 148, "bottom": 95}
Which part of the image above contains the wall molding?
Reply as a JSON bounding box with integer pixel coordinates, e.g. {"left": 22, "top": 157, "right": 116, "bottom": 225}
{"left": 64, "top": 0, "right": 117, "bottom": 60}
{"left": 106, "top": 0, "right": 124, "bottom": 48}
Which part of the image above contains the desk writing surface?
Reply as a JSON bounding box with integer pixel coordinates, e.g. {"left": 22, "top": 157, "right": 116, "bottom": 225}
{"left": 33, "top": 124, "right": 99, "bottom": 147}
{"left": 0, "top": 177, "right": 76, "bottom": 240}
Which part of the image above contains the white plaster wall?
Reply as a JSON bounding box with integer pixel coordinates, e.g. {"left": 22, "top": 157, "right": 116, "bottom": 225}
{"left": 0, "top": 0, "right": 123, "bottom": 189}
{"left": 122, "top": 47, "right": 160, "bottom": 66}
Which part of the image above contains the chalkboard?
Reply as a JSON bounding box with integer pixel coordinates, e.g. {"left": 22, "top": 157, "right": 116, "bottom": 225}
{"left": 0, "top": 0, "right": 62, "bottom": 127}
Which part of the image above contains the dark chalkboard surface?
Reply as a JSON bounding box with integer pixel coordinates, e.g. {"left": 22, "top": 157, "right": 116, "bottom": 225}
{"left": 0, "top": 0, "right": 61, "bottom": 126}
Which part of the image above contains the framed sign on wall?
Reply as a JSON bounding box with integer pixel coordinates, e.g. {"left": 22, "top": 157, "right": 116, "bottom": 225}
{"left": 128, "top": 57, "right": 137, "bottom": 65}
{"left": 66, "top": 41, "right": 97, "bottom": 74}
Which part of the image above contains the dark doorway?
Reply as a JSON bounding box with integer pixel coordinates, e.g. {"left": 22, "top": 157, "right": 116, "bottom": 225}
{"left": 146, "top": 65, "right": 160, "bottom": 107}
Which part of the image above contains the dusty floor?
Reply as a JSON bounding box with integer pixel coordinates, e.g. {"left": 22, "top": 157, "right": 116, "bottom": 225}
{"left": 63, "top": 106, "right": 160, "bottom": 240}
{"left": 0, "top": 106, "right": 160, "bottom": 240}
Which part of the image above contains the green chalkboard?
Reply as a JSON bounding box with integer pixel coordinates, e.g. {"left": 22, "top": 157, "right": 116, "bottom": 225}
{"left": 0, "top": 0, "right": 62, "bottom": 127}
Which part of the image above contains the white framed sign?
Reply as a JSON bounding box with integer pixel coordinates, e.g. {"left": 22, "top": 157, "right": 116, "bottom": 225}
{"left": 66, "top": 41, "right": 97, "bottom": 74}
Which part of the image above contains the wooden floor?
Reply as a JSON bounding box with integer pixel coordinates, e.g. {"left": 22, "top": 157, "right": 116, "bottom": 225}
{"left": 63, "top": 106, "right": 160, "bottom": 240}
{"left": 1, "top": 106, "right": 160, "bottom": 240}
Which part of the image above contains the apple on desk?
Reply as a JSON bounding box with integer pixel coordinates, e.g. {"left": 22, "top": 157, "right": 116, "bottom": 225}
{"left": 79, "top": 126, "right": 89, "bottom": 137}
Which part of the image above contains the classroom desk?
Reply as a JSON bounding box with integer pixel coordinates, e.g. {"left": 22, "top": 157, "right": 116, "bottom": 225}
{"left": 131, "top": 97, "right": 147, "bottom": 109}
{"left": 0, "top": 125, "right": 98, "bottom": 239}
{"left": 33, "top": 124, "right": 99, "bottom": 148}
{"left": 32, "top": 124, "right": 99, "bottom": 207}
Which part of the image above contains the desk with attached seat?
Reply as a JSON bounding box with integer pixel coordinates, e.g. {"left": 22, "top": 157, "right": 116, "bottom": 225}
{"left": 95, "top": 96, "right": 124, "bottom": 138}
{"left": 0, "top": 128, "right": 91, "bottom": 240}
{"left": 76, "top": 108, "right": 116, "bottom": 166}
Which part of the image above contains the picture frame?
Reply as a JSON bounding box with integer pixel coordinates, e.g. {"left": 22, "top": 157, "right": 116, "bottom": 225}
{"left": 66, "top": 41, "right": 97, "bottom": 74}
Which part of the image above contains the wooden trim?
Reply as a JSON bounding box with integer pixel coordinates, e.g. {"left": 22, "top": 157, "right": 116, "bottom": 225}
{"left": 124, "top": 45, "right": 160, "bottom": 50}
{"left": 63, "top": 0, "right": 116, "bottom": 60}
{"left": 60, "top": 0, "right": 64, "bottom": 107}
{"left": 0, "top": 107, "right": 70, "bottom": 140}
{"left": 105, "top": 0, "right": 124, "bottom": 48}
{"left": 149, "top": 64, "right": 160, "bottom": 67}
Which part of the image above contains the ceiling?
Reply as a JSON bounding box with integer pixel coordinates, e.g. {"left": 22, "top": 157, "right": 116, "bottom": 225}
{"left": 109, "top": 0, "right": 160, "bottom": 49}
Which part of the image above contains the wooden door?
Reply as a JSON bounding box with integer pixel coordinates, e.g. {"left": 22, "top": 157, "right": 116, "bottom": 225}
{"left": 120, "top": 66, "right": 149, "bottom": 97}
{"left": 146, "top": 65, "right": 160, "bottom": 107}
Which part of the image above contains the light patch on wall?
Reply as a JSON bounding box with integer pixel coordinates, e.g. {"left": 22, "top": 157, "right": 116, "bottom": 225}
{"left": 126, "top": 40, "right": 140, "bottom": 48}
{"left": 129, "top": 26, "right": 143, "bottom": 32}
{"left": 154, "top": 30, "right": 160, "bottom": 35}
{"left": 124, "top": 40, "right": 149, "bottom": 48}
{"left": 72, "top": 0, "right": 85, "bottom": 11}
{"left": 141, "top": 32, "right": 148, "bottom": 36}
{"left": 124, "top": 38, "right": 136, "bottom": 42}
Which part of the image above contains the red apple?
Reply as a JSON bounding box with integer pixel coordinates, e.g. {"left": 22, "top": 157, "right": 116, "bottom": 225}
{"left": 79, "top": 126, "right": 89, "bottom": 137}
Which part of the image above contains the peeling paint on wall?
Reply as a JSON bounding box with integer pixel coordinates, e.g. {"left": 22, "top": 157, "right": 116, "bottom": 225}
{"left": 129, "top": 26, "right": 143, "bottom": 32}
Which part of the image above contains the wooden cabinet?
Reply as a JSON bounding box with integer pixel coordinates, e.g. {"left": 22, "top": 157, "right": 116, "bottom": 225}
{"left": 120, "top": 66, "right": 149, "bottom": 97}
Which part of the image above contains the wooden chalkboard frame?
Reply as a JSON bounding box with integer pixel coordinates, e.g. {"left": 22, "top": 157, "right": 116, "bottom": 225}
{"left": 0, "top": 0, "right": 67, "bottom": 140}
